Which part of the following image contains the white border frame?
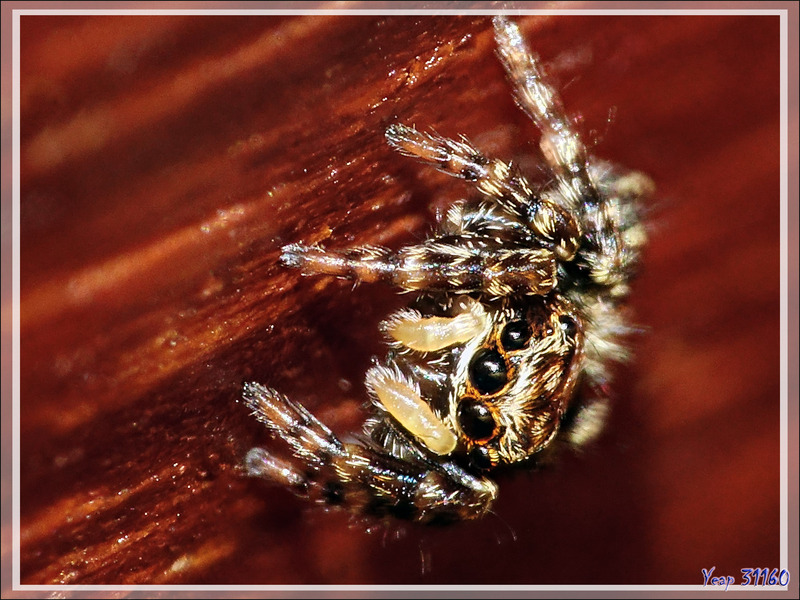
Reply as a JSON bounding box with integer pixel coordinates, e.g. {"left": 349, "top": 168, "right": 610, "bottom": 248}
{"left": 6, "top": 2, "right": 796, "bottom": 596}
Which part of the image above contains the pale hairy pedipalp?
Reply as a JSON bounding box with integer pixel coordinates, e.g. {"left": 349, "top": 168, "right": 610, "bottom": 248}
{"left": 382, "top": 299, "right": 489, "bottom": 352}
{"left": 365, "top": 365, "right": 457, "bottom": 455}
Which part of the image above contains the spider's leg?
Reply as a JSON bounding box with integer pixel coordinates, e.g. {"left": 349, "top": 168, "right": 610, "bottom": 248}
{"left": 242, "top": 382, "right": 497, "bottom": 522}
{"left": 492, "top": 15, "right": 596, "bottom": 207}
{"left": 385, "top": 123, "right": 530, "bottom": 204}
{"left": 282, "top": 237, "right": 557, "bottom": 296}
{"left": 280, "top": 243, "right": 394, "bottom": 284}
{"left": 385, "top": 124, "right": 581, "bottom": 261}
{"left": 391, "top": 237, "right": 558, "bottom": 296}
{"left": 493, "top": 17, "right": 654, "bottom": 294}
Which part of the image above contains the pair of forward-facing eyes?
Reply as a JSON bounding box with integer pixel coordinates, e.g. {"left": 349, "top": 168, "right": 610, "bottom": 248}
{"left": 456, "top": 312, "right": 578, "bottom": 459}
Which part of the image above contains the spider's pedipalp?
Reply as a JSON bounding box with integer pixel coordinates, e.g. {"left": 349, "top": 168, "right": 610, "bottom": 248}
{"left": 381, "top": 297, "right": 489, "bottom": 352}
{"left": 365, "top": 365, "right": 457, "bottom": 455}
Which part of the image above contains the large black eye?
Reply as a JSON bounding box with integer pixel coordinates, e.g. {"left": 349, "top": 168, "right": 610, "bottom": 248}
{"left": 468, "top": 348, "right": 508, "bottom": 395}
{"left": 457, "top": 399, "right": 497, "bottom": 442}
{"left": 501, "top": 320, "right": 531, "bottom": 351}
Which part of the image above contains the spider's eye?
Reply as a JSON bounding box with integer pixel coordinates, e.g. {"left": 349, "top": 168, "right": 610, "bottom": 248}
{"left": 468, "top": 348, "right": 508, "bottom": 395}
{"left": 467, "top": 445, "right": 494, "bottom": 471}
{"left": 500, "top": 320, "right": 531, "bottom": 351}
{"left": 559, "top": 315, "right": 577, "bottom": 338}
{"left": 457, "top": 399, "right": 497, "bottom": 442}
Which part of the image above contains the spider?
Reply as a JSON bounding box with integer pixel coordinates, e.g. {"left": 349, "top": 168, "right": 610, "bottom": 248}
{"left": 242, "top": 16, "right": 652, "bottom": 524}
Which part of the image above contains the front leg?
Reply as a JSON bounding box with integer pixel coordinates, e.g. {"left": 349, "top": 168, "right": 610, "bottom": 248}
{"left": 282, "top": 238, "right": 557, "bottom": 296}
{"left": 242, "top": 383, "right": 497, "bottom": 522}
{"left": 492, "top": 15, "right": 596, "bottom": 208}
{"left": 386, "top": 124, "right": 582, "bottom": 260}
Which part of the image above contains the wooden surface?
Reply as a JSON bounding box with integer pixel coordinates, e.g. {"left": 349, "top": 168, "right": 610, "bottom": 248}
{"left": 16, "top": 12, "right": 785, "bottom": 587}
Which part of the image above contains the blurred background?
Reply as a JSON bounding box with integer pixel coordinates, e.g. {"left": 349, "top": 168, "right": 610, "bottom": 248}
{"left": 5, "top": 4, "right": 797, "bottom": 591}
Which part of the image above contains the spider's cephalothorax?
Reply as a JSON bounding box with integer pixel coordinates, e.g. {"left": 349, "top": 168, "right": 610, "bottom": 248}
{"left": 242, "top": 17, "right": 652, "bottom": 523}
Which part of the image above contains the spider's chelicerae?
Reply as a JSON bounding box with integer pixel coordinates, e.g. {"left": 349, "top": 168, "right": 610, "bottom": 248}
{"left": 243, "top": 16, "right": 652, "bottom": 523}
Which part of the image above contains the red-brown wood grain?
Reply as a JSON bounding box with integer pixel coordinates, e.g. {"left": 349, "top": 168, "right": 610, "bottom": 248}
{"left": 16, "top": 12, "right": 784, "bottom": 587}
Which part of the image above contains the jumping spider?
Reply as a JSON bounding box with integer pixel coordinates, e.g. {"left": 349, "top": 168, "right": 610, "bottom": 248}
{"left": 243, "top": 16, "right": 652, "bottom": 523}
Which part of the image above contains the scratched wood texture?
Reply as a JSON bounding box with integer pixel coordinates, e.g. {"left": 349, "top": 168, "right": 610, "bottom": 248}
{"left": 18, "top": 13, "right": 782, "bottom": 587}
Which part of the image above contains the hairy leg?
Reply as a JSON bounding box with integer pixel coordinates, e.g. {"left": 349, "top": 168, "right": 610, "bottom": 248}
{"left": 385, "top": 124, "right": 581, "bottom": 260}
{"left": 281, "top": 238, "right": 557, "bottom": 296}
{"left": 493, "top": 17, "right": 653, "bottom": 293}
{"left": 242, "top": 382, "right": 497, "bottom": 522}
{"left": 492, "top": 15, "right": 596, "bottom": 208}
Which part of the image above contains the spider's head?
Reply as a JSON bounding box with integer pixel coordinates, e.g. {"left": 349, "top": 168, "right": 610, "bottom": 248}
{"left": 449, "top": 294, "right": 585, "bottom": 471}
